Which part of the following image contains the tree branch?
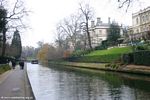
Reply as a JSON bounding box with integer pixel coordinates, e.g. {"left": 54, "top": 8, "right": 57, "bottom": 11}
{"left": 118, "top": 0, "right": 133, "bottom": 12}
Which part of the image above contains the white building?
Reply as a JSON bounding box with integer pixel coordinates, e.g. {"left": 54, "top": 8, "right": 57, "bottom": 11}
{"left": 89, "top": 17, "right": 123, "bottom": 48}
{"left": 132, "top": 7, "right": 150, "bottom": 33}
{"left": 131, "top": 6, "right": 150, "bottom": 40}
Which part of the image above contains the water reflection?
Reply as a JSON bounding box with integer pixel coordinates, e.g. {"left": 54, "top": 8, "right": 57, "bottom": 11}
{"left": 27, "top": 63, "right": 150, "bottom": 100}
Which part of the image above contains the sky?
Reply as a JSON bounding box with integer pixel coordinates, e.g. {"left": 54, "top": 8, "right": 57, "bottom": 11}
{"left": 21, "top": 0, "right": 150, "bottom": 47}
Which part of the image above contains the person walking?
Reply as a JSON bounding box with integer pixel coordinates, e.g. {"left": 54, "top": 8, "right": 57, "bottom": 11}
{"left": 11, "top": 60, "right": 16, "bottom": 69}
{"left": 19, "top": 60, "right": 24, "bottom": 70}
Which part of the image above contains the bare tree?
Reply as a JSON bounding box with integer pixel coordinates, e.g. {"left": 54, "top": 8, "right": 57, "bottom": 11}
{"left": 56, "top": 14, "right": 82, "bottom": 50}
{"left": 0, "top": 0, "right": 29, "bottom": 57}
{"left": 79, "top": 3, "right": 94, "bottom": 49}
{"left": 37, "top": 41, "right": 44, "bottom": 49}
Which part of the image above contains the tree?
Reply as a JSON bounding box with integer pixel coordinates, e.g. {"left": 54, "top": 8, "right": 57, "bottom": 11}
{"left": 11, "top": 29, "right": 22, "bottom": 59}
{"left": 37, "top": 43, "right": 60, "bottom": 62}
{"left": 107, "top": 23, "right": 121, "bottom": 46}
{"left": 55, "top": 30, "right": 65, "bottom": 49}
{"left": 0, "top": 0, "right": 29, "bottom": 57}
{"left": 37, "top": 43, "right": 50, "bottom": 62}
{"left": 37, "top": 41, "right": 44, "bottom": 49}
{"left": 21, "top": 46, "right": 38, "bottom": 59}
{"left": 0, "top": 7, "right": 7, "bottom": 56}
{"left": 56, "top": 14, "right": 82, "bottom": 50}
{"left": 79, "top": 3, "right": 94, "bottom": 49}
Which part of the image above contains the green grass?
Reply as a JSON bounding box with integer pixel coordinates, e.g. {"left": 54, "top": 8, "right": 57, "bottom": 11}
{"left": 66, "top": 46, "right": 133, "bottom": 63}
{"left": 0, "top": 64, "right": 11, "bottom": 74}
{"left": 86, "top": 46, "right": 133, "bottom": 56}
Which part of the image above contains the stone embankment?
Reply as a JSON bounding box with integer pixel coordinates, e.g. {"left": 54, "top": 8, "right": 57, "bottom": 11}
{"left": 49, "top": 61, "right": 150, "bottom": 75}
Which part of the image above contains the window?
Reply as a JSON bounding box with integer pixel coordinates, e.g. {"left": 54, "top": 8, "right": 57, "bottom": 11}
{"left": 99, "top": 30, "right": 102, "bottom": 34}
{"left": 136, "top": 29, "right": 139, "bottom": 33}
{"left": 136, "top": 18, "right": 138, "bottom": 24}
{"left": 98, "top": 30, "right": 102, "bottom": 37}
{"left": 146, "top": 15, "right": 149, "bottom": 21}
{"left": 142, "top": 15, "right": 145, "bottom": 22}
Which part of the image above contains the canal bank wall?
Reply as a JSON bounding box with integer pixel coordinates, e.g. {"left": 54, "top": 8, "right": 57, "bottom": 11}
{"left": 49, "top": 61, "right": 150, "bottom": 75}
{"left": 25, "top": 66, "right": 36, "bottom": 100}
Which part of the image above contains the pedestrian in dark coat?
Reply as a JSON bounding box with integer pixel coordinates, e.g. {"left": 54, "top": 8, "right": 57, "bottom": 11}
{"left": 19, "top": 60, "right": 24, "bottom": 70}
{"left": 11, "top": 60, "right": 16, "bottom": 69}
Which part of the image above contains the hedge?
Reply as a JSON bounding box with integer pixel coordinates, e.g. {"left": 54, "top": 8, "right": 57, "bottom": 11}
{"left": 133, "top": 50, "right": 150, "bottom": 66}
{"left": 0, "top": 56, "right": 15, "bottom": 64}
{"left": 65, "top": 54, "right": 121, "bottom": 63}
{"left": 121, "top": 53, "right": 133, "bottom": 64}
{"left": 122, "top": 50, "right": 150, "bottom": 66}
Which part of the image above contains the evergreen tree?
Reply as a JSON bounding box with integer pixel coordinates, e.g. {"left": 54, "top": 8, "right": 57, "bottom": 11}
{"left": 11, "top": 29, "right": 22, "bottom": 59}
{"left": 107, "top": 23, "right": 121, "bottom": 46}
{"left": 0, "top": 7, "right": 7, "bottom": 56}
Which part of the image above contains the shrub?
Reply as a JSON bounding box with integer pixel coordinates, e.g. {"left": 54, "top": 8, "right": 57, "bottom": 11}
{"left": 135, "top": 45, "right": 148, "bottom": 51}
{"left": 133, "top": 50, "right": 150, "bottom": 66}
{"left": 0, "top": 56, "right": 15, "bottom": 64}
{"left": 122, "top": 53, "right": 133, "bottom": 64}
{"left": 0, "top": 64, "right": 11, "bottom": 74}
{"left": 0, "top": 56, "right": 9, "bottom": 64}
{"left": 94, "top": 45, "right": 107, "bottom": 50}
{"left": 122, "top": 50, "right": 150, "bottom": 66}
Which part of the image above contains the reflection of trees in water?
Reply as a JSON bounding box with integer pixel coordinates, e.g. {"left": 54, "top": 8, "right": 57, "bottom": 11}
{"left": 48, "top": 65, "right": 150, "bottom": 100}
{"left": 57, "top": 71, "right": 110, "bottom": 100}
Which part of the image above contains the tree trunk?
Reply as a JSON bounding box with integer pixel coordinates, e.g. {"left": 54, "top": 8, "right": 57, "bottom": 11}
{"left": 86, "top": 18, "right": 92, "bottom": 49}
{"left": 1, "top": 28, "right": 7, "bottom": 57}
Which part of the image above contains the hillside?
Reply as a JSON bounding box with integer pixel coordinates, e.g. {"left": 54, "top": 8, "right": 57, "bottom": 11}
{"left": 86, "top": 46, "right": 133, "bottom": 56}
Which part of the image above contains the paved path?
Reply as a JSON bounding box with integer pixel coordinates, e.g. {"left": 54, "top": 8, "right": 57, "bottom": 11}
{"left": 0, "top": 64, "right": 34, "bottom": 100}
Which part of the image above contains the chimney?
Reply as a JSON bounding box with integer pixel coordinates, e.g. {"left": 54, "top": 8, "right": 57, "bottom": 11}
{"left": 96, "top": 17, "right": 102, "bottom": 26}
{"left": 91, "top": 21, "right": 95, "bottom": 28}
{"left": 108, "top": 17, "right": 111, "bottom": 24}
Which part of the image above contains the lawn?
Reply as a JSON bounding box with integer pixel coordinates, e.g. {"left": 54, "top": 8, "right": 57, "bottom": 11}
{"left": 86, "top": 46, "right": 133, "bottom": 56}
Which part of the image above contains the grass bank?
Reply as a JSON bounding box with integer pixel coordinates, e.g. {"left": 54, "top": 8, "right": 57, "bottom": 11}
{"left": 67, "top": 46, "right": 133, "bottom": 63}
{"left": 86, "top": 46, "right": 132, "bottom": 56}
{"left": 0, "top": 64, "right": 11, "bottom": 74}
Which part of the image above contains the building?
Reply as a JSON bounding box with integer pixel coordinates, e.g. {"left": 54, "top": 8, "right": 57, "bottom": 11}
{"left": 131, "top": 6, "right": 150, "bottom": 40}
{"left": 89, "top": 17, "right": 123, "bottom": 48}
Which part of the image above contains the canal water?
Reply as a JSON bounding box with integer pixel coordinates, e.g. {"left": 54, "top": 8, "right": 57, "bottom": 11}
{"left": 27, "top": 63, "right": 150, "bottom": 100}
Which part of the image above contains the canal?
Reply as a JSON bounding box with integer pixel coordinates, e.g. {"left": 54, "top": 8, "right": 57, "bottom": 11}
{"left": 27, "top": 63, "right": 150, "bottom": 100}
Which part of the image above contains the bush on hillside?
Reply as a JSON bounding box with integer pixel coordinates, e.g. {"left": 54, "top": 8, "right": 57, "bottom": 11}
{"left": 94, "top": 45, "right": 106, "bottom": 50}
{"left": 133, "top": 50, "right": 150, "bottom": 66}
{"left": 135, "top": 45, "right": 149, "bottom": 51}
{"left": 121, "top": 53, "right": 133, "bottom": 64}
{"left": 121, "top": 50, "right": 150, "bottom": 66}
{"left": 94, "top": 40, "right": 108, "bottom": 50}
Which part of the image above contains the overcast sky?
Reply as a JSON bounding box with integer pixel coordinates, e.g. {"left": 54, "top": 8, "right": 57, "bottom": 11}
{"left": 21, "top": 0, "right": 150, "bottom": 47}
